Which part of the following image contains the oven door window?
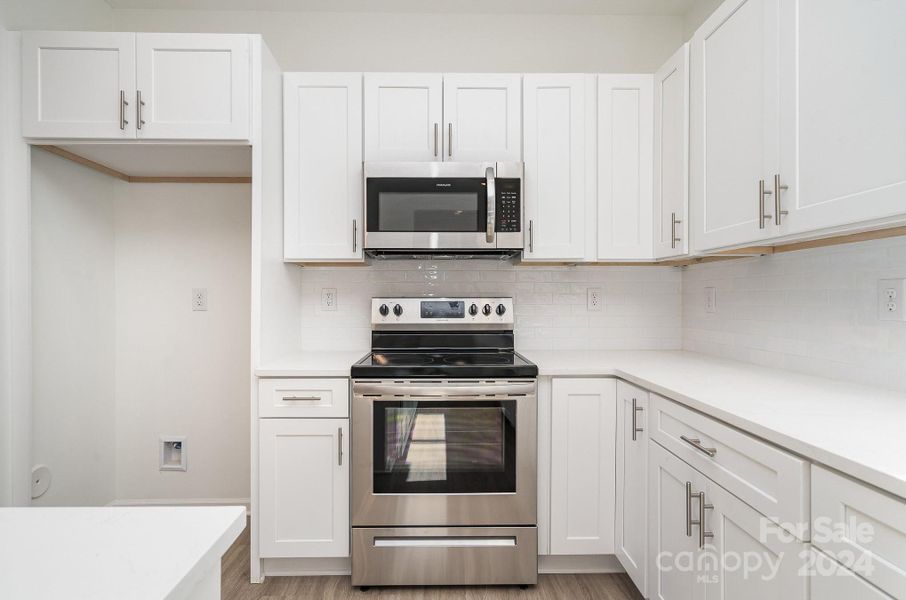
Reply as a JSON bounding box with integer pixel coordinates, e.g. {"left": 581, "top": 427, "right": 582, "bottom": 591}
{"left": 373, "top": 400, "right": 516, "bottom": 494}
{"left": 366, "top": 178, "right": 486, "bottom": 233}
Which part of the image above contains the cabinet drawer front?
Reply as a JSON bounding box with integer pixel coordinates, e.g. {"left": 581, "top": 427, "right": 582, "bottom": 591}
{"left": 650, "top": 394, "right": 808, "bottom": 533}
{"left": 258, "top": 378, "right": 349, "bottom": 418}
{"left": 811, "top": 548, "right": 895, "bottom": 600}
{"left": 811, "top": 466, "right": 906, "bottom": 600}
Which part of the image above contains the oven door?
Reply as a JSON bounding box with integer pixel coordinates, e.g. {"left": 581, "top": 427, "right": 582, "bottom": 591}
{"left": 351, "top": 379, "right": 537, "bottom": 527}
{"left": 363, "top": 162, "right": 522, "bottom": 251}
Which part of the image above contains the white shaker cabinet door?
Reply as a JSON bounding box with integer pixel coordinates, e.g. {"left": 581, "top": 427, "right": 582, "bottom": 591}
{"left": 442, "top": 73, "right": 522, "bottom": 162}
{"left": 778, "top": 0, "right": 906, "bottom": 235}
{"left": 363, "top": 73, "right": 443, "bottom": 162}
{"left": 648, "top": 441, "right": 706, "bottom": 600}
{"left": 522, "top": 74, "right": 596, "bottom": 262}
{"left": 135, "top": 33, "right": 251, "bottom": 140}
{"left": 615, "top": 382, "right": 649, "bottom": 597}
{"left": 597, "top": 74, "right": 654, "bottom": 260}
{"left": 283, "top": 72, "right": 363, "bottom": 262}
{"left": 259, "top": 418, "right": 350, "bottom": 558}
{"left": 549, "top": 378, "right": 616, "bottom": 555}
{"left": 21, "top": 31, "right": 136, "bottom": 139}
{"left": 690, "top": 0, "right": 780, "bottom": 251}
{"left": 653, "top": 44, "right": 690, "bottom": 259}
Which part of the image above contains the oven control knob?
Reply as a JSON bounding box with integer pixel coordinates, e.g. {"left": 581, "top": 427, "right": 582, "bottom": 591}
{"left": 393, "top": 304, "right": 403, "bottom": 317}
{"left": 469, "top": 303, "right": 479, "bottom": 316}
{"left": 496, "top": 304, "right": 507, "bottom": 316}
{"left": 482, "top": 303, "right": 492, "bottom": 316}
{"left": 379, "top": 304, "right": 389, "bottom": 317}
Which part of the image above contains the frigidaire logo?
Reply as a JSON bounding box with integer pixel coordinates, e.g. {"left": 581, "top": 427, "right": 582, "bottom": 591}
{"left": 435, "top": 183, "right": 452, "bottom": 187}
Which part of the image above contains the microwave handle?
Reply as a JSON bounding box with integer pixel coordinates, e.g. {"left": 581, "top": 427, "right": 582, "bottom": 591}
{"left": 485, "top": 166, "right": 496, "bottom": 244}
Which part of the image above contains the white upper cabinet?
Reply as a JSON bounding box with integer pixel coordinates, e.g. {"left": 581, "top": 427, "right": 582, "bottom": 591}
{"left": 363, "top": 73, "right": 443, "bottom": 162}
{"left": 22, "top": 31, "right": 136, "bottom": 139}
{"left": 549, "top": 378, "right": 616, "bottom": 555}
{"left": 596, "top": 74, "right": 654, "bottom": 260}
{"left": 134, "top": 33, "right": 250, "bottom": 140}
{"left": 442, "top": 73, "right": 522, "bottom": 162}
{"left": 522, "top": 74, "right": 596, "bottom": 262}
{"left": 22, "top": 31, "right": 251, "bottom": 141}
{"left": 283, "top": 72, "right": 363, "bottom": 262}
{"left": 777, "top": 0, "right": 906, "bottom": 235}
{"left": 690, "top": 0, "right": 780, "bottom": 251}
{"left": 653, "top": 44, "right": 689, "bottom": 259}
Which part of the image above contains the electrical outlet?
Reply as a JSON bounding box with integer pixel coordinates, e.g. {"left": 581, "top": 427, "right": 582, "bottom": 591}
{"left": 191, "top": 288, "right": 207, "bottom": 311}
{"left": 587, "top": 288, "right": 603, "bottom": 311}
{"left": 705, "top": 287, "right": 717, "bottom": 313}
{"left": 160, "top": 436, "right": 187, "bottom": 471}
{"left": 321, "top": 288, "right": 338, "bottom": 311}
{"left": 879, "top": 279, "right": 906, "bottom": 321}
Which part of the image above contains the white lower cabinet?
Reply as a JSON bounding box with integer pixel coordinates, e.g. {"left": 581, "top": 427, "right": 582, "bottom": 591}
{"left": 649, "top": 441, "right": 708, "bottom": 600}
{"left": 810, "top": 548, "right": 895, "bottom": 600}
{"left": 549, "top": 378, "right": 616, "bottom": 555}
{"left": 259, "top": 418, "right": 349, "bottom": 558}
{"left": 649, "top": 440, "right": 807, "bottom": 600}
{"left": 615, "top": 381, "right": 649, "bottom": 595}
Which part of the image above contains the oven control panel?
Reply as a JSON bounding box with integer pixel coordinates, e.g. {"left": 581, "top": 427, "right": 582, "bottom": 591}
{"left": 372, "top": 297, "right": 514, "bottom": 328}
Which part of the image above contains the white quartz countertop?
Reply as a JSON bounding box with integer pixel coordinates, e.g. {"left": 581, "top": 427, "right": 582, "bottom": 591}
{"left": 0, "top": 505, "right": 245, "bottom": 600}
{"left": 255, "top": 350, "right": 368, "bottom": 377}
{"left": 253, "top": 348, "right": 906, "bottom": 500}
{"left": 527, "top": 349, "right": 906, "bottom": 501}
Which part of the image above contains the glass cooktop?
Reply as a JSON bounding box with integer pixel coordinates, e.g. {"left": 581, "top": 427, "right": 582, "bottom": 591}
{"left": 351, "top": 350, "right": 537, "bottom": 378}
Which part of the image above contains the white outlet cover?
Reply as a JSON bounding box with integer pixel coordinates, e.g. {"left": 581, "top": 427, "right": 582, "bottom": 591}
{"left": 879, "top": 279, "right": 906, "bottom": 321}
{"left": 191, "top": 288, "right": 208, "bottom": 311}
{"left": 31, "top": 464, "right": 51, "bottom": 499}
{"left": 587, "top": 288, "right": 603, "bottom": 311}
{"left": 705, "top": 287, "right": 717, "bottom": 313}
{"left": 321, "top": 288, "right": 338, "bottom": 311}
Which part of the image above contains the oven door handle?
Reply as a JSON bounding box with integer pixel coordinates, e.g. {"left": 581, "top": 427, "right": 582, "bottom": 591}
{"left": 353, "top": 381, "right": 535, "bottom": 398}
{"left": 485, "top": 166, "right": 496, "bottom": 244}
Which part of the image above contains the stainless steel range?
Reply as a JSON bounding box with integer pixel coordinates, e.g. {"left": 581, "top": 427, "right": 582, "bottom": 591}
{"left": 350, "top": 297, "right": 538, "bottom": 588}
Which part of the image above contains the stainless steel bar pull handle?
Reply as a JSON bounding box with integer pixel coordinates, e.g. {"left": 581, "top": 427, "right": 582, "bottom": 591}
{"left": 338, "top": 427, "right": 343, "bottom": 466}
{"left": 136, "top": 90, "right": 145, "bottom": 130}
{"left": 698, "top": 491, "right": 714, "bottom": 548}
{"left": 282, "top": 396, "right": 320, "bottom": 402}
{"left": 631, "top": 398, "right": 644, "bottom": 441}
{"left": 433, "top": 123, "right": 438, "bottom": 157}
{"left": 680, "top": 435, "right": 717, "bottom": 457}
{"left": 352, "top": 219, "right": 357, "bottom": 253}
{"left": 448, "top": 123, "right": 452, "bottom": 157}
{"left": 528, "top": 220, "right": 534, "bottom": 253}
{"left": 774, "top": 174, "right": 789, "bottom": 226}
{"left": 759, "top": 179, "right": 773, "bottom": 229}
{"left": 671, "top": 212, "right": 682, "bottom": 249}
{"left": 685, "top": 481, "right": 694, "bottom": 537}
{"left": 119, "top": 90, "right": 129, "bottom": 130}
{"left": 485, "top": 166, "right": 496, "bottom": 243}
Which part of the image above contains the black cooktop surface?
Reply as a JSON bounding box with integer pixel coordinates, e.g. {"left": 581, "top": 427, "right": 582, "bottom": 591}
{"left": 351, "top": 350, "right": 538, "bottom": 378}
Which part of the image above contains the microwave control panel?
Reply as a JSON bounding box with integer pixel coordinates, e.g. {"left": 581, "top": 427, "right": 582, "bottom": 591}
{"left": 495, "top": 178, "right": 521, "bottom": 233}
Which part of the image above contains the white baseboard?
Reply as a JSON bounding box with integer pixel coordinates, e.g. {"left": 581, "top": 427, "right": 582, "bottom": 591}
{"left": 108, "top": 498, "right": 251, "bottom": 515}
{"left": 262, "top": 557, "right": 351, "bottom": 577}
{"left": 538, "top": 554, "right": 625, "bottom": 574}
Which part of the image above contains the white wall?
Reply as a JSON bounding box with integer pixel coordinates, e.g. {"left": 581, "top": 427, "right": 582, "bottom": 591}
{"left": 0, "top": 0, "right": 112, "bottom": 30}
{"left": 30, "top": 149, "right": 119, "bottom": 506}
{"left": 297, "top": 262, "right": 682, "bottom": 352}
{"left": 114, "top": 183, "right": 251, "bottom": 503}
{"left": 112, "top": 9, "right": 684, "bottom": 73}
{"left": 683, "top": 237, "right": 906, "bottom": 393}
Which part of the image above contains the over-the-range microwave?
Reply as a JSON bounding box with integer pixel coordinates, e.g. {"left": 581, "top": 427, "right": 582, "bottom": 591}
{"left": 363, "top": 161, "right": 523, "bottom": 258}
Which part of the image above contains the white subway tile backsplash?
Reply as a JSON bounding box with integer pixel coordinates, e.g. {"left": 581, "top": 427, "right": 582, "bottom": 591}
{"left": 298, "top": 261, "right": 683, "bottom": 352}
{"left": 683, "top": 236, "right": 906, "bottom": 393}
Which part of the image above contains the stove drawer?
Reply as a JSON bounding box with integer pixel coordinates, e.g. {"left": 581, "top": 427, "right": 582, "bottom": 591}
{"left": 352, "top": 526, "right": 537, "bottom": 586}
{"left": 258, "top": 378, "right": 349, "bottom": 418}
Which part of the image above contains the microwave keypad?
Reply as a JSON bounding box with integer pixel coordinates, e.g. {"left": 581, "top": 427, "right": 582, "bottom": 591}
{"left": 496, "top": 179, "right": 521, "bottom": 233}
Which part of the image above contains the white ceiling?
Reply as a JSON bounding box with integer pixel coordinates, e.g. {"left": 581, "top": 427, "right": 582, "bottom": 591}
{"left": 104, "top": 0, "right": 698, "bottom": 15}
